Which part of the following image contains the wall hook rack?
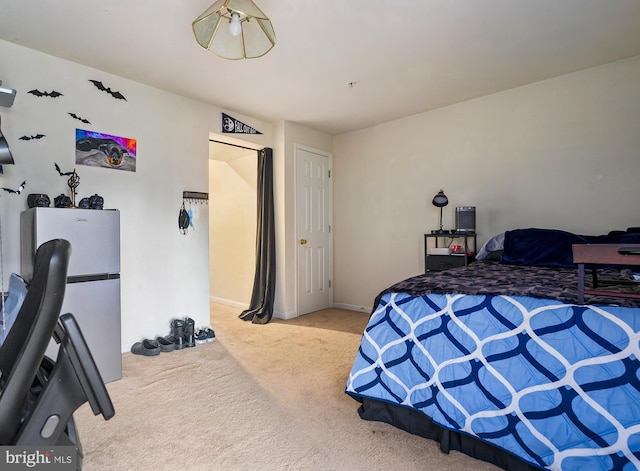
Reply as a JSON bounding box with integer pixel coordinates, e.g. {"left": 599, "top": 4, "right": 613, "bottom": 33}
{"left": 182, "top": 191, "right": 209, "bottom": 205}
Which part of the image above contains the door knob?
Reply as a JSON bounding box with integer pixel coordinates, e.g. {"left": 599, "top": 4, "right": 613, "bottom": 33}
{"left": 299, "top": 239, "right": 307, "bottom": 245}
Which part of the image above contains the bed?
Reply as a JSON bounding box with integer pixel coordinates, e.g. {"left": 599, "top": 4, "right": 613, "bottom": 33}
{"left": 346, "top": 228, "right": 640, "bottom": 471}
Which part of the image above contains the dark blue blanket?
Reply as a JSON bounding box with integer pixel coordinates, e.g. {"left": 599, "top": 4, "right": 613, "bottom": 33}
{"left": 501, "top": 228, "right": 640, "bottom": 268}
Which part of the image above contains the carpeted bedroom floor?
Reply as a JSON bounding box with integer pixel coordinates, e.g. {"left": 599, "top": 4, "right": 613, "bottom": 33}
{"left": 73, "top": 303, "right": 500, "bottom": 470}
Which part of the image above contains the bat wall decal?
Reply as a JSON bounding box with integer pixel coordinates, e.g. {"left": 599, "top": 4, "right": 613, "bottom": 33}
{"left": 68, "top": 113, "right": 91, "bottom": 124}
{"left": 2, "top": 180, "right": 26, "bottom": 194}
{"left": 28, "top": 89, "right": 63, "bottom": 98}
{"left": 19, "top": 134, "right": 46, "bottom": 141}
{"left": 89, "top": 80, "right": 127, "bottom": 101}
{"left": 55, "top": 162, "right": 75, "bottom": 176}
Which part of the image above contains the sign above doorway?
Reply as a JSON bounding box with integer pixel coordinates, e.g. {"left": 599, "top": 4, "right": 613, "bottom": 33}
{"left": 221, "top": 113, "right": 262, "bottom": 135}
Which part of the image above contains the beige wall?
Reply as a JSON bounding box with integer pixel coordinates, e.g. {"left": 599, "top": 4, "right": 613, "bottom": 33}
{"left": 332, "top": 55, "right": 640, "bottom": 311}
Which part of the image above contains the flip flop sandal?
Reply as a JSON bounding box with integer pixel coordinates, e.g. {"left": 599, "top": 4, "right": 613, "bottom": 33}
{"left": 131, "top": 339, "right": 161, "bottom": 356}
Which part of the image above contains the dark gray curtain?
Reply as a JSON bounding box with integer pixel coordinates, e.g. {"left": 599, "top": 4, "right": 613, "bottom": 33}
{"left": 239, "top": 147, "right": 276, "bottom": 324}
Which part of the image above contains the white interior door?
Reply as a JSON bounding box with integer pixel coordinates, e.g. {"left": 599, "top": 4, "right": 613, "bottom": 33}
{"left": 296, "top": 145, "right": 332, "bottom": 315}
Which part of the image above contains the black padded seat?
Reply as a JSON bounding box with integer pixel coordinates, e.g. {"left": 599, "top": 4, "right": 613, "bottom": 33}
{"left": 0, "top": 238, "right": 114, "bottom": 469}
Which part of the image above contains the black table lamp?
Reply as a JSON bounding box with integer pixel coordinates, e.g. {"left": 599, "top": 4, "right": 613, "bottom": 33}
{"left": 432, "top": 189, "right": 448, "bottom": 232}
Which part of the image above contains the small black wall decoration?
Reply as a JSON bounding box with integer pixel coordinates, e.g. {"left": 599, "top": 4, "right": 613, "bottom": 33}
{"left": 89, "top": 80, "right": 127, "bottom": 101}
{"left": 2, "top": 180, "right": 26, "bottom": 194}
{"left": 68, "top": 113, "right": 91, "bottom": 124}
{"left": 28, "top": 89, "right": 63, "bottom": 98}
{"left": 54, "top": 163, "right": 75, "bottom": 176}
{"left": 19, "top": 134, "right": 45, "bottom": 141}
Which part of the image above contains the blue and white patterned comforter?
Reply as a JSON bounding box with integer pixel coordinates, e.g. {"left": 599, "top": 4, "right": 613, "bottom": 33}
{"left": 346, "top": 291, "right": 640, "bottom": 470}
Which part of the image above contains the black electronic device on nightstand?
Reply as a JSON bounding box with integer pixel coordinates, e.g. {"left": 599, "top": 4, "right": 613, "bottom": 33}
{"left": 456, "top": 206, "right": 476, "bottom": 233}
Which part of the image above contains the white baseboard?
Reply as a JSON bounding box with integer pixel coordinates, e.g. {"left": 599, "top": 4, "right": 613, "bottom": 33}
{"left": 211, "top": 296, "right": 296, "bottom": 320}
{"left": 211, "top": 297, "right": 371, "bottom": 319}
{"left": 274, "top": 310, "right": 298, "bottom": 320}
{"left": 121, "top": 342, "right": 133, "bottom": 354}
{"left": 211, "top": 296, "right": 250, "bottom": 309}
{"left": 332, "top": 302, "right": 373, "bottom": 314}
{"left": 275, "top": 303, "right": 372, "bottom": 319}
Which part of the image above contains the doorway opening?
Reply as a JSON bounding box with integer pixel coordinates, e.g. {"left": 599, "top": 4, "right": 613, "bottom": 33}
{"left": 208, "top": 138, "right": 260, "bottom": 311}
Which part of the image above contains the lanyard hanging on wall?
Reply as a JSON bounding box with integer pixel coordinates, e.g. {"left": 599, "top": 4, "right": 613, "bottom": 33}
{"left": 179, "top": 191, "right": 208, "bottom": 235}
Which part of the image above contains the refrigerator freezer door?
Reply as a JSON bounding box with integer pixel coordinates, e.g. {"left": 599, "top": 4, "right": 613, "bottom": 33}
{"left": 46, "top": 278, "right": 122, "bottom": 383}
{"left": 21, "top": 208, "right": 120, "bottom": 279}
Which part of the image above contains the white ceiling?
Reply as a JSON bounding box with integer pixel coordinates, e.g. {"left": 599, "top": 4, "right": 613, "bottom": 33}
{"left": 1, "top": 0, "right": 640, "bottom": 136}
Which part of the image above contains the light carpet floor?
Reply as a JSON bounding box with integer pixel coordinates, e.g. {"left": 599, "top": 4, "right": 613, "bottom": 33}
{"left": 73, "top": 303, "right": 500, "bottom": 470}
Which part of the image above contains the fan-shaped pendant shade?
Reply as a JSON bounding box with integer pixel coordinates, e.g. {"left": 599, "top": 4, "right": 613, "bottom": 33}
{"left": 193, "top": 0, "right": 276, "bottom": 60}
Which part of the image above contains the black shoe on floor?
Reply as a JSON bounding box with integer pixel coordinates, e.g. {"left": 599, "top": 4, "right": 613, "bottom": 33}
{"left": 170, "top": 319, "right": 185, "bottom": 350}
{"left": 184, "top": 317, "right": 196, "bottom": 348}
{"left": 204, "top": 327, "right": 216, "bottom": 342}
{"left": 131, "top": 339, "right": 161, "bottom": 356}
{"left": 194, "top": 329, "right": 207, "bottom": 345}
{"left": 156, "top": 336, "right": 176, "bottom": 352}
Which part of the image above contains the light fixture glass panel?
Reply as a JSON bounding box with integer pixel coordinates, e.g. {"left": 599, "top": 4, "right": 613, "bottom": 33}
{"left": 227, "top": 0, "right": 269, "bottom": 19}
{"left": 209, "top": 24, "right": 245, "bottom": 59}
{"left": 242, "top": 18, "right": 275, "bottom": 58}
{"left": 257, "top": 18, "right": 276, "bottom": 44}
{"left": 193, "top": 14, "right": 221, "bottom": 49}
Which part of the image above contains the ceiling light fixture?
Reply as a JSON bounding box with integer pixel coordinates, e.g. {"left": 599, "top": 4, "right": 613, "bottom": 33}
{"left": 192, "top": 0, "right": 276, "bottom": 60}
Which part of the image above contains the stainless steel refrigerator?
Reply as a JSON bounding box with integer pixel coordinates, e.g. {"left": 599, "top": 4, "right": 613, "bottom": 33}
{"left": 21, "top": 207, "right": 122, "bottom": 383}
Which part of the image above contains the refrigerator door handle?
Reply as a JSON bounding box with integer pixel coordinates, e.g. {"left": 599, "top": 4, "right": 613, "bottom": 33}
{"left": 66, "top": 273, "right": 120, "bottom": 284}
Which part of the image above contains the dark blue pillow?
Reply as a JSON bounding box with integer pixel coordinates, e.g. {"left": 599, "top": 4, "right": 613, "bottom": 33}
{"left": 501, "top": 228, "right": 589, "bottom": 268}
